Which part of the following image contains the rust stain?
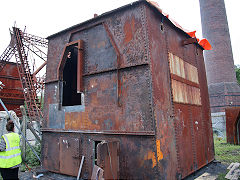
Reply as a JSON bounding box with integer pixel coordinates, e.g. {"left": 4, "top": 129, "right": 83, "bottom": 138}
{"left": 123, "top": 16, "right": 136, "bottom": 43}
{"left": 97, "top": 41, "right": 106, "bottom": 49}
{"left": 144, "top": 151, "right": 157, "bottom": 168}
{"left": 156, "top": 140, "right": 163, "bottom": 161}
{"left": 65, "top": 110, "right": 101, "bottom": 130}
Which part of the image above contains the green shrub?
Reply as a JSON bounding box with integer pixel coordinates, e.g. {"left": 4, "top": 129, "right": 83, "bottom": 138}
{"left": 22, "top": 143, "right": 41, "bottom": 169}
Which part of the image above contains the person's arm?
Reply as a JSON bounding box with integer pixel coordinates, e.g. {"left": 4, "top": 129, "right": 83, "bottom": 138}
{"left": 0, "top": 137, "right": 6, "bottom": 151}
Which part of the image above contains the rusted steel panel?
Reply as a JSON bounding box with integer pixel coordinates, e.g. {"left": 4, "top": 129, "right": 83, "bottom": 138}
{"left": 43, "top": 1, "right": 214, "bottom": 179}
{"left": 190, "top": 105, "right": 207, "bottom": 169}
{"left": 65, "top": 65, "right": 153, "bottom": 133}
{"left": 59, "top": 137, "right": 80, "bottom": 176}
{"left": 146, "top": 8, "right": 178, "bottom": 179}
{"left": 97, "top": 141, "right": 119, "bottom": 179}
{"left": 42, "top": 132, "right": 157, "bottom": 179}
{"left": 70, "top": 24, "right": 117, "bottom": 75}
{"left": 0, "top": 62, "right": 20, "bottom": 78}
{"left": 42, "top": 133, "right": 60, "bottom": 173}
{"left": 48, "top": 104, "right": 65, "bottom": 129}
{"left": 174, "top": 103, "right": 195, "bottom": 177}
{"left": 147, "top": 4, "right": 213, "bottom": 178}
{"left": 196, "top": 49, "right": 214, "bottom": 163}
{"left": 45, "top": 33, "right": 71, "bottom": 82}
{"left": 43, "top": 82, "right": 59, "bottom": 128}
{"left": 226, "top": 107, "right": 240, "bottom": 145}
{"left": 105, "top": 6, "right": 149, "bottom": 69}
{"left": 0, "top": 62, "right": 24, "bottom": 111}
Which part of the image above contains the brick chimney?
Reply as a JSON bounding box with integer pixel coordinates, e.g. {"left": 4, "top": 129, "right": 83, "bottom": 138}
{"left": 199, "top": 0, "right": 240, "bottom": 113}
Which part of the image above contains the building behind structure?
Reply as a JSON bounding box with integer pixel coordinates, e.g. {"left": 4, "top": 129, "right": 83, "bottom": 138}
{"left": 199, "top": 0, "right": 240, "bottom": 137}
{"left": 42, "top": 1, "right": 214, "bottom": 179}
{"left": 0, "top": 62, "right": 24, "bottom": 112}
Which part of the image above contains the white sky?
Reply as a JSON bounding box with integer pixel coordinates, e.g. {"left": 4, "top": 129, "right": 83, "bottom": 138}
{"left": 0, "top": 0, "right": 239, "bottom": 65}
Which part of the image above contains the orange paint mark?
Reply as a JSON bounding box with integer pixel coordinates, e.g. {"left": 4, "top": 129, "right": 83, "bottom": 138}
{"left": 144, "top": 151, "right": 157, "bottom": 168}
{"left": 156, "top": 140, "right": 163, "bottom": 161}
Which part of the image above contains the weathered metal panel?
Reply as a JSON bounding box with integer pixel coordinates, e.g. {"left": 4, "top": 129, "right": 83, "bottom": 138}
{"left": 42, "top": 132, "right": 157, "bottom": 179}
{"left": 191, "top": 105, "right": 206, "bottom": 169}
{"left": 106, "top": 5, "right": 149, "bottom": 69}
{"left": 42, "top": 133, "right": 60, "bottom": 173}
{"left": 196, "top": 49, "right": 214, "bottom": 163}
{"left": 161, "top": 5, "right": 213, "bottom": 178}
{"left": 65, "top": 65, "right": 153, "bottom": 133}
{"left": 45, "top": 33, "right": 71, "bottom": 82}
{"left": 226, "top": 107, "right": 240, "bottom": 145}
{"left": 174, "top": 103, "right": 195, "bottom": 177}
{"left": 0, "top": 62, "right": 24, "bottom": 111}
{"left": 59, "top": 137, "right": 80, "bottom": 176}
{"left": 43, "top": 82, "right": 59, "bottom": 128}
{"left": 70, "top": 24, "right": 117, "bottom": 75}
{"left": 48, "top": 104, "right": 65, "bottom": 129}
{"left": 146, "top": 7, "right": 179, "bottom": 180}
{"left": 42, "top": 1, "right": 214, "bottom": 179}
{"left": 97, "top": 141, "right": 119, "bottom": 179}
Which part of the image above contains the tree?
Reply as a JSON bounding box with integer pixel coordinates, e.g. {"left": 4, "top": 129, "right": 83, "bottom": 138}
{"left": 235, "top": 65, "right": 240, "bottom": 85}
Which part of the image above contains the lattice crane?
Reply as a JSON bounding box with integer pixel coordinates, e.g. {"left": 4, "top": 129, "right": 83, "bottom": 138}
{"left": 0, "top": 26, "right": 48, "bottom": 123}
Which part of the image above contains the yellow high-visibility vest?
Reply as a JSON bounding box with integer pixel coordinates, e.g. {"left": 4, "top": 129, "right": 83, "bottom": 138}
{"left": 0, "top": 132, "right": 22, "bottom": 168}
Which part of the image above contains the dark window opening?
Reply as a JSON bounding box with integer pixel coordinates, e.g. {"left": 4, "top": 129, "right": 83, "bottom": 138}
{"left": 94, "top": 141, "right": 102, "bottom": 165}
{"left": 62, "top": 47, "right": 82, "bottom": 106}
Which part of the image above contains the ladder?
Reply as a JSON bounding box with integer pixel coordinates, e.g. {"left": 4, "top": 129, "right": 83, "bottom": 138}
{"left": 13, "top": 27, "right": 43, "bottom": 122}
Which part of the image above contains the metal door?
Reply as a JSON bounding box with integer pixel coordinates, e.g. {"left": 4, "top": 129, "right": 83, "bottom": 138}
{"left": 97, "top": 141, "right": 119, "bottom": 180}
{"left": 59, "top": 137, "right": 80, "bottom": 176}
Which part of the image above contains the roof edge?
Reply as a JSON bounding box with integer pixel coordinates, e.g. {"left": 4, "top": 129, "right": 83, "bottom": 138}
{"left": 47, "top": 0, "right": 205, "bottom": 50}
{"left": 47, "top": 0, "right": 144, "bottom": 39}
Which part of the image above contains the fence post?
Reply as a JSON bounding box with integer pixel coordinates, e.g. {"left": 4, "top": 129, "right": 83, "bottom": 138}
{"left": 20, "top": 105, "right": 27, "bottom": 161}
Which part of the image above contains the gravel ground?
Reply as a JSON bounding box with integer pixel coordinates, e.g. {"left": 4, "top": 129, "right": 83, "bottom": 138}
{"left": 18, "top": 161, "right": 228, "bottom": 180}
{"left": 184, "top": 161, "right": 228, "bottom": 180}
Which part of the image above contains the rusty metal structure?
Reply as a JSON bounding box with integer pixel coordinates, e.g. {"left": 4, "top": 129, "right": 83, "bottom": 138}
{"left": 199, "top": 0, "right": 240, "bottom": 113}
{"left": 0, "top": 62, "right": 24, "bottom": 112}
{"left": 0, "top": 27, "right": 47, "bottom": 122}
{"left": 225, "top": 107, "right": 240, "bottom": 145}
{"left": 42, "top": 1, "right": 214, "bottom": 179}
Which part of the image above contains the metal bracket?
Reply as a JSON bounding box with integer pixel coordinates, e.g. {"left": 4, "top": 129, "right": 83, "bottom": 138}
{"left": 182, "top": 38, "right": 198, "bottom": 46}
{"left": 103, "top": 23, "right": 122, "bottom": 107}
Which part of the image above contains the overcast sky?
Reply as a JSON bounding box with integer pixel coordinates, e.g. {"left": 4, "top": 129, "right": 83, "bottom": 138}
{"left": 0, "top": 0, "right": 239, "bottom": 65}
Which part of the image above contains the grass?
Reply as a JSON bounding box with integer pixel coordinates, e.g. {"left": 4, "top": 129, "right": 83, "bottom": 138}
{"left": 214, "top": 138, "right": 240, "bottom": 164}
{"left": 20, "top": 143, "right": 41, "bottom": 171}
{"left": 217, "top": 172, "right": 228, "bottom": 180}
{"left": 214, "top": 137, "right": 240, "bottom": 180}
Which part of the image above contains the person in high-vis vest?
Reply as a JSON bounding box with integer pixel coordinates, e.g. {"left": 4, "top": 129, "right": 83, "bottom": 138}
{"left": 0, "top": 120, "right": 22, "bottom": 180}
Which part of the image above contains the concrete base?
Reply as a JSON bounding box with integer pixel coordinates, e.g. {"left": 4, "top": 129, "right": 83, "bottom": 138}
{"left": 211, "top": 112, "right": 226, "bottom": 137}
